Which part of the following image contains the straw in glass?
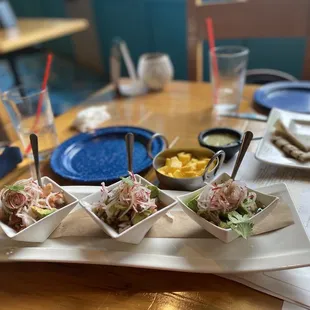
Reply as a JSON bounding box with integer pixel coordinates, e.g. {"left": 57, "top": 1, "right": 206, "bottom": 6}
{"left": 25, "top": 53, "right": 53, "bottom": 154}
{"left": 205, "top": 18, "right": 219, "bottom": 104}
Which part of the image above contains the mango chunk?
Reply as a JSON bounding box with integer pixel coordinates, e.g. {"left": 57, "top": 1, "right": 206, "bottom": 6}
{"left": 196, "top": 160, "right": 207, "bottom": 169}
{"left": 157, "top": 152, "right": 212, "bottom": 179}
{"left": 173, "top": 170, "right": 183, "bottom": 178}
{"left": 165, "top": 158, "right": 171, "bottom": 167}
{"left": 170, "top": 156, "right": 182, "bottom": 169}
{"left": 177, "top": 152, "right": 191, "bottom": 165}
{"left": 158, "top": 166, "right": 168, "bottom": 174}
{"left": 183, "top": 170, "right": 198, "bottom": 177}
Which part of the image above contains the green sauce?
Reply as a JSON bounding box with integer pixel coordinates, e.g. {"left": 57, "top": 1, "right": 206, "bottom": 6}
{"left": 204, "top": 133, "right": 239, "bottom": 147}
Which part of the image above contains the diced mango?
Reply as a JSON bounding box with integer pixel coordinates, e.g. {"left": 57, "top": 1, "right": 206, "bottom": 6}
{"left": 158, "top": 166, "right": 168, "bottom": 174}
{"left": 173, "top": 170, "right": 183, "bottom": 178}
{"left": 157, "top": 153, "right": 212, "bottom": 179}
{"left": 196, "top": 169, "right": 205, "bottom": 176}
{"left": 177, "top": 152, "right": 191, "bottom": 165}
{"left": 180, "top": 165, "right": 193, "bottom": 172}
{"left": 183, "top": 170, "right": 198, "bottom": 177}
{"left": 201, "top": 157, "right": 211, "bottom": 163}
{"left": 165, "top": 158, "right": 171, "bottom": 167}
{"left": 170, "top": 156, "right": 182, "bottom": 169}
{"left": 196, "top": 160, "right": 207, "bottom": 169}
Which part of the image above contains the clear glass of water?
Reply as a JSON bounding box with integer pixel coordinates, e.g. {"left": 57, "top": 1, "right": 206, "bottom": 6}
{"left": 210, "top": 46, "right": 249, "bottom": 112}
{"left": 1, "top": 84, "right": 58, "bottom": 160}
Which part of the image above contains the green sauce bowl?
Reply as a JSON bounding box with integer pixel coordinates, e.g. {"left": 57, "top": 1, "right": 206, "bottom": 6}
{"left": 198, "top": 128, "right": 242, "bottom": 161}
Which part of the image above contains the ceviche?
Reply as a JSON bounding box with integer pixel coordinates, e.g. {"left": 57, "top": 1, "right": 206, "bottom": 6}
{"left": 93, "top": 173, "right": 163, "bottom": 233}
{"left": 0, "top": 178, "right": 66, "bottom": 232}
{"left": 187, "top": 179, "right": 265, "bottom": 239}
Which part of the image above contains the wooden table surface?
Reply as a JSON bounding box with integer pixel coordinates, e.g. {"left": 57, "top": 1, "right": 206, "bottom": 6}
{"left": 0, "top": 18, "right": 89, "bottom": 54}
{"left": 0, "top": 81, "right": 284, "bottom": 310}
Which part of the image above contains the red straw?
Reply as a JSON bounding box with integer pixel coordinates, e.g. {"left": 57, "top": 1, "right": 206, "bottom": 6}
{"left": 205, "top": 18, "right": 219, "bottom": 104}
{"left": 25, "top": 53, "right": 53, "bottom": 154}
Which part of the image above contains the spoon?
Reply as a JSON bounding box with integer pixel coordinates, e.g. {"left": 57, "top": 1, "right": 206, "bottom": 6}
{"left": 29, "top": 133, "right": 43, "bottom": 187}
{"left": 225, "top": 135, "right": 262, "bottom": 147}
{"left": 125, "top": 133, "right": 134, "bottom": 173}
{"left": 231, "top": 131, "right": 253, "bottom": 180}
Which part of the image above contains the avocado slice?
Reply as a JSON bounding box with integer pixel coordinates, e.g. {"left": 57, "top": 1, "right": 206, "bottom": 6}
{"left": 219, "top": 221, "right": 230, "bottom": 229}
{"left": 31, "top": 206, "right": 57, "bottom": 219}
{"left": 187, "top": 198, "right": 198, "bottom": 212}
{"left": 119, "top": 214, "right": 130, "bottom": 222}
{"left": 132, "top": 210, "right": 152, "bottom": 225}
{"left": 236, "top": 204, "right": 250, "bottom": 216}
{"left": 109, "top": 204, "right": 127, "bottom": 217}
{"left": 146, "top": 185, "right": 159, "bottom": 198}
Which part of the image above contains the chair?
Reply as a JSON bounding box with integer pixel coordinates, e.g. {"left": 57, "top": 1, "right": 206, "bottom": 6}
{"left": 187, "top": 0, "right": 310, "bottom": 81}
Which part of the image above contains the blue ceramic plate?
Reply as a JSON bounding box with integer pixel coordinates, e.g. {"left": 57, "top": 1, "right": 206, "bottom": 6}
{"left": 254, "top": 81, "right": 310, "bottom": 113}
{"left": 50, "top": 126, "right": 165, "bottom": 183}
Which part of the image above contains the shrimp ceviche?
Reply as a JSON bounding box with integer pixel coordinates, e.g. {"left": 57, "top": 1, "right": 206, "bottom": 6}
{"left": 0, "top": 178, "right": 66, "bottom": 232}
{"left": 93, "top": 173, "right": 162, "bottom": 233}
{"left": 187, "top": 179, "right": 265, "bottom": 239}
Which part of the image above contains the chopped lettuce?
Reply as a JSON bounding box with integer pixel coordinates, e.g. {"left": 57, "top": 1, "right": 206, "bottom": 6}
{"left": 186, "top": 198, "right": 254, "bottom": 239}
{"left": 120, "top": 177, "right": 134, "bottom": 186}
{"left": 4, "top": 185, "right": 24, "bottom": 192}
{"left": 132, "top": 210, "right": 153, "bottom": 225}
{"left": 187, "top": 197, "right": 199, "bottom": 212}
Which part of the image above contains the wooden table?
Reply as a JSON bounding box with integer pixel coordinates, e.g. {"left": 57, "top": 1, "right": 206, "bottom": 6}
{"left": 0, "top": 81, "right": 284, "bottom": 310}
{"left": 0, "top": 18, "right": 88, "bottom": 88}
{"left": 0, "top": 18, "right": 88, "bottom": 54}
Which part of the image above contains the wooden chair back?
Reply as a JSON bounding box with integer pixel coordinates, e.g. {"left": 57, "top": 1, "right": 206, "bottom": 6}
{"left": 187, "top": 0, "right": 310, "bottom": 81}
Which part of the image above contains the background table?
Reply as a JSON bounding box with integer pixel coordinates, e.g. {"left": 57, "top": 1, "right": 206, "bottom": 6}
{"left": 0, "top": 81, "right": 284, "bottom": 309}
{"left": 0, "top": 18, "right": 88, "bottom": 54}
{"left": 0, "top": 18, "right": 88, "bottom": 87}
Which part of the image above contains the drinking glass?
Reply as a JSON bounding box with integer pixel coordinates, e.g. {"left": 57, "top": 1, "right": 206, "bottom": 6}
{"left": 210, "top": 46, "right": 249, "bottom": 112}
{"left": 1, "top": 84, "right": 58, "bottom": 160}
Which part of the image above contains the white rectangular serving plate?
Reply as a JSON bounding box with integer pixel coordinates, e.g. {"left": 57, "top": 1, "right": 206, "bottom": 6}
{"left": 256, "top": 108, "right": 310, "bottom": 169}
{"left": 0, "top": 183, "right": 309, "bottom": 274}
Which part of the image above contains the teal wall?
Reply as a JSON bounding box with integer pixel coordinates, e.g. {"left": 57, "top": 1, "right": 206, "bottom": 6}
{"left": 9, "top": 0, "right": 306, "bottom": 80}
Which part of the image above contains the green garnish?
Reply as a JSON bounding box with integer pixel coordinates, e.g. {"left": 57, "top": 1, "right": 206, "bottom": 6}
{"left": 146, "top": 185, "right": 159, "bottom": 198}
{"left": 120, "top": 177, "right": 134, "bottom": 186}
{"left": 4, "top": 185, "right": 25, "bottom": 192}
{"left": 227, "top": 211, "right": 253, "bottom": 239}
{"left": 187, "top": 196, "right": 199, "bottom": 212}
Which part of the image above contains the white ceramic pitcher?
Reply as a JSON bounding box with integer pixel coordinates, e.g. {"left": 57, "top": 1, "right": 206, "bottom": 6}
{"left": 138, "top": 53, "right": 174, "bottom": 91}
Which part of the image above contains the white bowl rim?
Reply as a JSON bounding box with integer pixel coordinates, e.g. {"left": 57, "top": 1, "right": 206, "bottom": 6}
{"left": 177, "top": 172, "right": 279, "bottom": 232}
{"left": 80, "top": 174, "right": 177, "bottom": 238}
{"left": 0, "top": 176, "right": 78, "bottom": 238}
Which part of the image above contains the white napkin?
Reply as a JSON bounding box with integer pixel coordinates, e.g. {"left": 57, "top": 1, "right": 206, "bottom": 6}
{"left": 72, "top": 106, "right": 111, "bottom": 132}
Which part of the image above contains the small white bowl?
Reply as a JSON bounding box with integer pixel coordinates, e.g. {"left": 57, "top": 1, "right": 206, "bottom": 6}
{"left": 177, "top": 172, "right": 279, "bottom": 243}
{"left": 80, "top": 175, "right": 177, "bottom": 244}
{"left": 0, "top": 176, "right": 78, "bottom": 242}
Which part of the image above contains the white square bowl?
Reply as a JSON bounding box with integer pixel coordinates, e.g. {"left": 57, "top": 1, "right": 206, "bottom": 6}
{"left": 79, "top": 175, "right": 178, "bottom": 244}
{"left": 177, "top": 172, "right": 279, "bottom": 243}
{"left": 0, "top": 176, "right": 78, "bottom": 242}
